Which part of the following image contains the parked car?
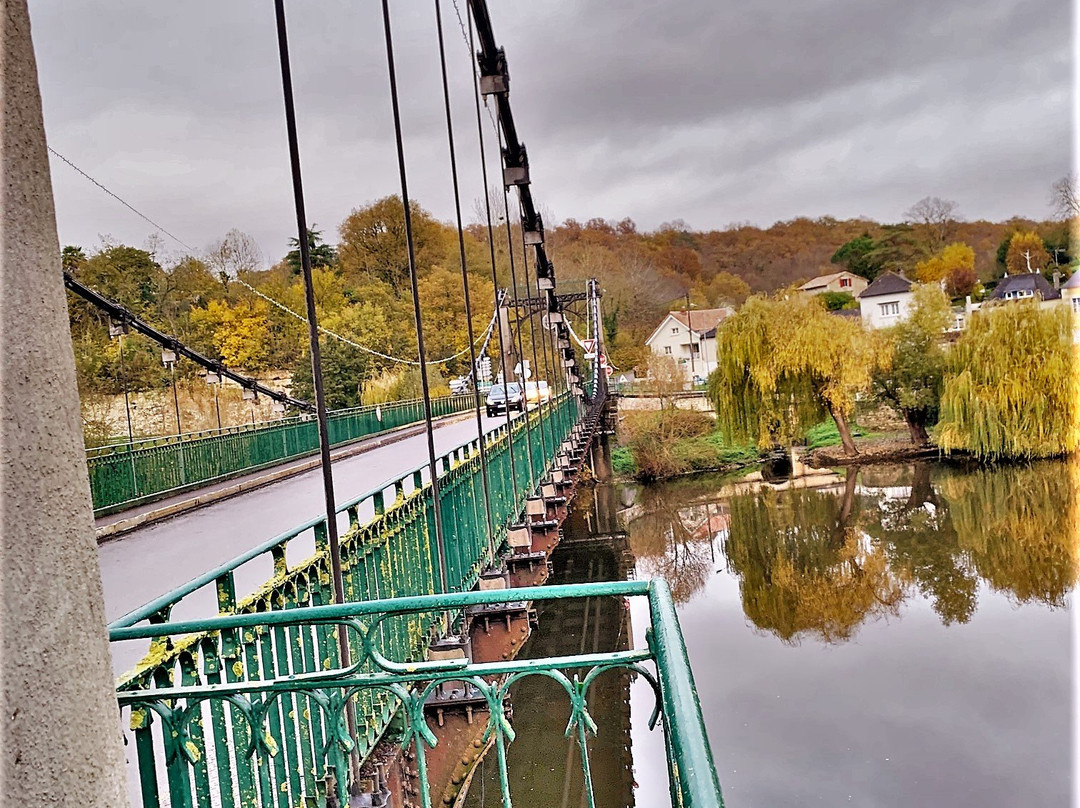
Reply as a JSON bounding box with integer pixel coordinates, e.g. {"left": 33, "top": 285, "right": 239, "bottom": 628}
{"left": 524, "top": 380, "right": 551, "bottom": 406}
{"left": 485, "top": 382, "right": 524, "bottom": 416}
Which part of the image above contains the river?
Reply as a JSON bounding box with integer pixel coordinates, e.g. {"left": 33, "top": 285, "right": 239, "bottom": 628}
{"left": 465, "top": 457, "right": 1075, "bottom": 807}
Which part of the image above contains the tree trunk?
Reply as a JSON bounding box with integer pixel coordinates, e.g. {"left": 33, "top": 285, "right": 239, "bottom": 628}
{"left": 905, "top": 413, "right": 931, "bottom": 447}
{"left": 829, "top": 405, "right": 859, "bottom": 456}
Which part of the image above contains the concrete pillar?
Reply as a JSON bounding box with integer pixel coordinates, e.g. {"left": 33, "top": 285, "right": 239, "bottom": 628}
{"left": 1, "top": 2, "right": 130, "bottom": 804}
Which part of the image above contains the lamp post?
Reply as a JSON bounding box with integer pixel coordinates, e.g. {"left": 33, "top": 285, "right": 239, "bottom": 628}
{"left": 162, "top": 347, "right": 181, "bottom": 436}
{"left": 685, "top": 293, "right": 697, "bottom": 381}
{"left": 206, "top": 371, "right": 223, "bottom": 430}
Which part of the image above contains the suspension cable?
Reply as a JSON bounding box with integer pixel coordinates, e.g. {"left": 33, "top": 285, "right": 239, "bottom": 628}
{"left": 272, "top": 0, "right": 361, "bottom": 785}
{"left": 468, "top": 3, "right": 517, "bottom": 496}
{"left": 519, "top": 217, "right": 558, "bottom": 455}
{"left": 234, "top": 275, "right": 496, "bottom": 367}
{"left": 497, "top": 132, "right": 538, "bottom": 483}
{"left": 434, "top": 0, "right": 495, "bottom": 550}
{"left": 380, "top": 0, "right": 449, "bottom": 594}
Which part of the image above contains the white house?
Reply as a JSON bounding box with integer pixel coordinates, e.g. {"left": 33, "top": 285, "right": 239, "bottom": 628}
{"left": 645, "top": 307, "right": 733, "bottom": 381}
{"left": 857, "top": 272, "right": 915, "bottom": 329}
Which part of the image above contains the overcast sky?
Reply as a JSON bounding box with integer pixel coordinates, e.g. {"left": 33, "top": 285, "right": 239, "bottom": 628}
{"left": 30, "top": 0, "right": 1074, "bottom": 267}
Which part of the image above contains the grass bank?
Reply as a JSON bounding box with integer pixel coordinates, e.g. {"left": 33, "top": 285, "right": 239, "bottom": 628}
{"left": 614, "top": 409, "right": 760, "bottom": 481}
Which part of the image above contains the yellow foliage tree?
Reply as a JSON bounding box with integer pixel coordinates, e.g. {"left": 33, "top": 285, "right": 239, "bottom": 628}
{"left": 1005, "top": 231, "right": 1050, "bottom": 275}
{"left": 708, "top": 292, "right": 872, "bottom": 455}
{"left": 190, "top": 299, "right": 272, "bottom": 371}
{"left": 914, "top": 242, "right": 975, "bottom": 284}
{"left": 937, "top": 301, "right": 1080, "bottom": 459}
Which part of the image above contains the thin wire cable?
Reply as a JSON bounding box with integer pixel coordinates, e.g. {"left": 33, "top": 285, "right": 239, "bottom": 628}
{"left": 469, "top": 3, "right": 517, "bottom": 496}
{"left": 50, "top": 145, "right": 497, "bottom": 370}
{"left": 380, "top": 0, "right": 449, "bottom": 593}
{"left": 48, "top": 146, "right": 199, "bottom": 254}
{"left": 435, "top": 0, "right": 494, "bottom": 551}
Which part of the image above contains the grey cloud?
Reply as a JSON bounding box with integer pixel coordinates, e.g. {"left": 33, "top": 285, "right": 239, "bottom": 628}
{"left": 29, "top": 0, "right": 1071, "bottom": 264}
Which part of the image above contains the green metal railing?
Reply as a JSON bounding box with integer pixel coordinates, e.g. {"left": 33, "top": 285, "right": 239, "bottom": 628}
{"left": 111, "top": 580, "right": 723, "bottom": 808}
{"left": 86, "top": 394, "right": 475, "bottom": 516}
{"left": 110, "top": 397, "right": 580, "bottom": 800}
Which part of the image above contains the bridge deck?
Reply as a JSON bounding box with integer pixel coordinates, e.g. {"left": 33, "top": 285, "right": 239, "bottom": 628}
{"left": 99, "top": 410, "right": 517, "bottom": 671}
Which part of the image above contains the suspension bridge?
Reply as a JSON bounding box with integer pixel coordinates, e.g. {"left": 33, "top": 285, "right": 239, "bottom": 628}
{"left": 2, "top": 1, "right": 723, "bottom": 807}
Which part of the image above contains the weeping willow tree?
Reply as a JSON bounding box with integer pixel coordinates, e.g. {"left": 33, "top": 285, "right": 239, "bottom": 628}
{"left": 708, "top": 293, "right": 872, "bottom": 455}
{"left": 937, "top": 459, "right": 1078, "bottom": 607}
{"left": 937, "top": 301, "right": 1080, "bottom": 459}
{"left": 723, "top": 485, "right": 905, "bottom": 643}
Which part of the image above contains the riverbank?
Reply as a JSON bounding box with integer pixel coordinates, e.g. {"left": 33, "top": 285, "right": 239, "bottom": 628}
{"left": 806, "top": 435, "right": 941, "bottom": 467}
{"left": 612, "top": 409, "right": 761, "bottom": 481}
{"left": 613, "top": 408, "right": 947, "bottom": 481}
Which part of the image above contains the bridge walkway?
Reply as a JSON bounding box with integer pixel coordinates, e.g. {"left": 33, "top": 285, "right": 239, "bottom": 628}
{"left": 100, "top": 410, "right": 514, "bottom": 666}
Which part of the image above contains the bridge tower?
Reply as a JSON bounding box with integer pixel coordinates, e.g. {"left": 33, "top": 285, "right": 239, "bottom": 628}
{"left": 1, "top": 2, "right": 129, "bottom": 803}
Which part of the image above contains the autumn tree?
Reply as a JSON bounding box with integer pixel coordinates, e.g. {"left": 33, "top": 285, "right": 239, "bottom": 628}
{"left": 905, "top": 196, "right": 960, "bottom": 256}
{"left": 704, "top": 271, "right": 750, "bottom": 307}
{"left": 937, "top": 301, "right": 1079, "bottom": 460}
{"left": 914, "top": 242, "right": 975, "bottom": 289}
{"left": 189, "top": 299, "right": 273, "bottom": 371}
{"left": 708, "top": 292, "right": 872, "bottom": 455}
{"left": 337, "top": 197, "right": 449, "bottom": 288}
{"left": 291, "top": 302, "right": 396, "bottom": 408}
{"left": 870, "top": 284, "right": 950, "bottom": 445}
{"left": 206, "top": 229, "right": 263, "bottom": 283}
{"left": 1004, "top": 230, "right": 1050, "bottom": 275}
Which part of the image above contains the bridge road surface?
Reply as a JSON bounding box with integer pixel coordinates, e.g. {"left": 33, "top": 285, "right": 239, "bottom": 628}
{"left": 101, "top": 410, "right": 533, "bottom": 675}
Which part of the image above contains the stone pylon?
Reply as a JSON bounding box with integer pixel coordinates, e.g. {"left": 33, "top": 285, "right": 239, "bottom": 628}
{"left": 1, "top": 1, "right": 130, "bottom": 804}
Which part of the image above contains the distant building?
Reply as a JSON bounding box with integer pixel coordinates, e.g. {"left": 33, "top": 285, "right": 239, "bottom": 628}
{"left": 986, "top": 272, "right": 1061, "bottom": 305}
{"left": 857, "top": 272, "right": 914, "bottom": 329}
{"left": 1059, "top": 271, "right": 1080, "bottom": 343}
{"left": 645, "top": 307, "right": 733, "bottom": 381}
{"left": 798, "top": 271, "right": 868, "bottom": 297}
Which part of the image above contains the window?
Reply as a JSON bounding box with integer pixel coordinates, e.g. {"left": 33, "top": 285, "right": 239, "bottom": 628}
{"left": 840, "top": 277, "right": 851, "bottom": 289}
{"left": 671, "top": 326, "right": 679, "bottom": 334}
{"left": 664, "top": 346, "right": 672, "bottom": 355}
{"left": 1005, "top": 289, "right": 1034, "bottom": 300}
{"left": 1072, "top": 297, "right": 1080, "bottom": 314}
{"left": 879, "top": 301, "right": 900, "bottom": 317}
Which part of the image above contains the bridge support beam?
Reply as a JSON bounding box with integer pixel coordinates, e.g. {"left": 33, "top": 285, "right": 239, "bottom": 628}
{"left": 0, "top": 3, "right": 130, "bottom": 804}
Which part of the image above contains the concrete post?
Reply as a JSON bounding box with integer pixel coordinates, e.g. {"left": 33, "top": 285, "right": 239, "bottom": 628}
{"left": 1, "top": 2, "right": 131, "bottom": 804}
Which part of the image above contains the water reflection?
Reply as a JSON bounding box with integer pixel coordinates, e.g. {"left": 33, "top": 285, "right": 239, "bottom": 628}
{"left": 460, "top": 457, "right": 1074, "bottom": 808}
{"left": 627, "top": 460, "right": 1077, "bottom": 643}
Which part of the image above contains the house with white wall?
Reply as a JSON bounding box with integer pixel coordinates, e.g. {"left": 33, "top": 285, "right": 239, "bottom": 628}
{"left": 986, "top": 272, "right": 1061, "bottom": 307}
{"left": 645, "top": 307, "right": 733, "bottom": 381}
{"left": 857, "top": 272, "right": 914, "bottom": 329}
{"left": 1055, "top": 271, "right": 1080, "bottom": 343}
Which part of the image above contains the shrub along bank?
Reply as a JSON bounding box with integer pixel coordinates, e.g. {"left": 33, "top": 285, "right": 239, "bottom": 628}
{"left": 615, "top": 409, "right": 760, "bottom": 480}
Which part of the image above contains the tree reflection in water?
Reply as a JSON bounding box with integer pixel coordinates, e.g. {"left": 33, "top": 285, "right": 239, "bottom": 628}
{"left": 626, "top": 458, "right": 1077, "bottom": 643}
